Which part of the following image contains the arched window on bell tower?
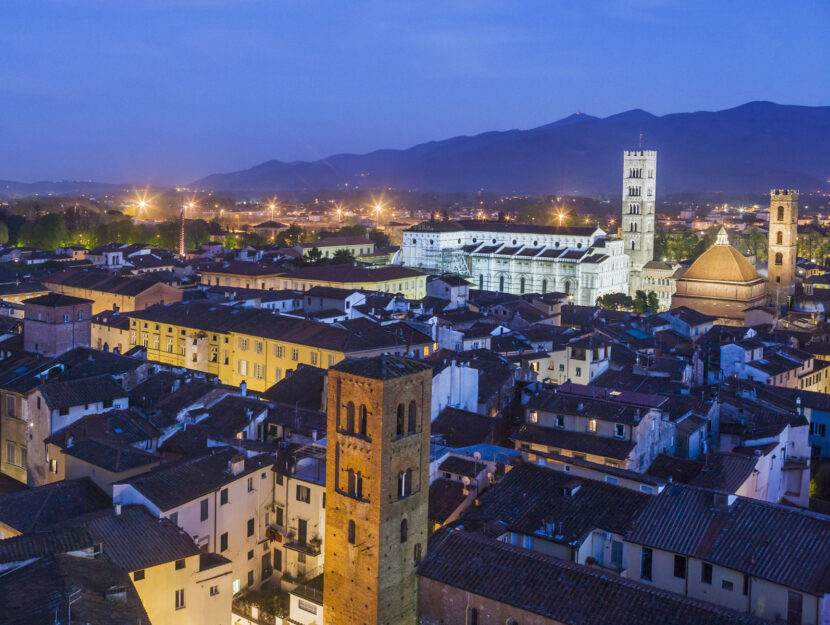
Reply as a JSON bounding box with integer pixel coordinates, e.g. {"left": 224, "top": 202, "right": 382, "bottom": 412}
{"left": 358, "top": 404, "right": 368, "bottom": 436}
{"left": 345, "top": 401, "right": 355, "bottom": 432}
{"left": 407, "top": 401, "right": 417, "bottom": 434}
{"left": 777, "top": 206, "right": 785, "bottom": 221}
{"left": 396, "top": 404, "right": 405, "bottom": 437}
{"left": 776, "top": 231, "right": 783, "bottom": 245}
{"left": 775, "top": 252, "right": 783, "bottom": 266}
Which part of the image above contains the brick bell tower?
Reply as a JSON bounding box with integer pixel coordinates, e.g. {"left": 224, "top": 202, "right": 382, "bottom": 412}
{"left": 323, "top": 355, "right": 432, "bottom": 625}
{"left": 767, "top": 189, "right": 798, "bottom": 304}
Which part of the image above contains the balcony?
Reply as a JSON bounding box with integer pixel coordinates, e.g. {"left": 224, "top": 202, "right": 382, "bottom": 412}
{"left": 283, "top": 536, "right": 322, "bottom": 557}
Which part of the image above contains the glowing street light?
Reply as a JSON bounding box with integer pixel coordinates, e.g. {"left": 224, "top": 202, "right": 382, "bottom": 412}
{"left": 374, "top": 203, "right": 383, "bottom": 229}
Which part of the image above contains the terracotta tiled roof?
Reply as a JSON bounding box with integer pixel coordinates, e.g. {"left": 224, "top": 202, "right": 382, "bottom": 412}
{"left": 420, "top": 528, "right": 767, "bottom": 625}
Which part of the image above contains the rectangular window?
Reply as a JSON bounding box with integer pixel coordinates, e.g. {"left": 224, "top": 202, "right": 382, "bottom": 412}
{"left": 169, "top": 512, "right": 178, "bottom": 526}
{"left": 298, "top": 599, "right": 317, "bottom": 615}
{"left": 5, "top": 442, "right": 15, "bottom": 466}
{"left": 296, "top": 485, "right": 310, "bottom": 503}
{"left": 466, "top": 606, "right": 478, "bottom": 625}
{"left": 247, "top": 549, "right": 254, "bottom": 560}
{"left": 133, "top": 569, "right": 145, "bottom": 581}
{"left": 310, "top": 352, "right": 318, "bottom": 366}
{"left": 220, "top": 533, "right": 228, "bottom": 552}
{"left": 274, "top": 368, "right": 282, "bottom": 382}
{"left": 200, "top": 498, "right": 209, "bottom": 521}
{"left": 274, "top": 344, "right": 284, "bottom": 358}
{"left": 253, "top": 363, "right": 265, "bottom": 380}
{"left": 238, "top": 338, "right": 248, "bottom": 351}
{"left": 175, "top": 588, "right": 185, "bottom": 610}
{"left": 254, "top": 341, "right": 263, "bottom": 354}
{"left": 328, "top": 355, "right": 335, "bottom": 367}
{"left": 605, "top": 475, "right": 619, "bottom": 485}
{"left": 275, "top": 506, "right": 284, "bottom": 527}
{"left": 615, "top": 424, "right": 625, "bottom": 438}
{"left": 276, "top": 472, "right": 284, "bottom": 486}
{"left": 640, "top": 547, "right": 653, "bottom": 581}
{"left": 788, "top": 591, "right": 802, "bottom": 625}
{"left": 209, "top": 585, "right": 219, "bottom": 596}
{"left": 555, "top": 415, "right": 564, "bottom": 428}
{"left": 701, "top": 561, "right": 713, "bottom": 584}
{"left": 238, "top": 360, "right": 248, "bottom": 376}
{"left": 575, "top": 367, "right": 582, "bottom": 376}
{"left": 274, "top": 548, "right": 282, "bottom": 571}
{"left": 291, "top": 348, "right": 299, "bottom": 361}
{"left": 220, "top": 488, "right": 229, "bottom": 505}
{"left": 175, "top": 559, "right": 185, "bottom": 570}
{"left": 247, "top": 476, "right": 254, "bottom": 492}
{"left": 247, "top": 518, "right": 255, "bottom": 537}
{"left": 673, "top": 555, "right": 686, "bottom": 579}
{"left": 247, "top": 570, "right": 254, "bottom": 587}
{"left": 743, "top": 574, "right": 749, "bottom": 596}
{"left": 722, "top": 580, "right": 734, "bottom": 591}
{"left": 588, "top": 419, "right": 597, "bottom": 432}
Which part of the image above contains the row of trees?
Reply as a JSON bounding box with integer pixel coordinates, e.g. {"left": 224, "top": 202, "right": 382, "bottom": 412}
{"left": 4, "top": 212, "right": 213, "bottom": 251}
{"left": 596, "top": 290, "right": 660, "bottom": 313}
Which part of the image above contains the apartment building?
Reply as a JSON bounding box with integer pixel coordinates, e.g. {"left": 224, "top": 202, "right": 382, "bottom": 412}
{"left": 113, "top": 448, "right": 276, "bottom": 596}
{"left": 115, "top": 301, "right": 433, "bottom": 393}
{"left": 273, "top": 446, "right": 327, "bottom": 586}
{"left": 721, "top": 339, "right": 830, "bottom": 393}
{"left": 276, "top": 264, "right": 427, "bottom": 300}
{"left": 627, "top": 483, "right": 830, "bottom": 625}
{"left": 514, "top": 382, "right": 673, "bottom": 472}
{"left": 44, "top": 268, "right": 183, "bottom": 314}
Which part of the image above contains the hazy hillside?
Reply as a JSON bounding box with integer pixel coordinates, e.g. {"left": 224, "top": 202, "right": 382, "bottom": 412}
{"left": 192, "top": 102, "right": 830, "bottom": 194}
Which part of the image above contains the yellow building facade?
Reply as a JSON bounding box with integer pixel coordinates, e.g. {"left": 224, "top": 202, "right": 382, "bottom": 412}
{"left": 109, "top": 303, "right": 432, "bottom": 393}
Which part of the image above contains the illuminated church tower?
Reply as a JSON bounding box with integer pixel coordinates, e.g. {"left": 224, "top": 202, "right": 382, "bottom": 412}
{"left": 323, "top": 355, "right": 432, "bottom": 625}
{"left": 622, "top": 148, "right": 658, "bottom": 294}
{"left": 768, "top": 189, "right": 798, "bottom": 304}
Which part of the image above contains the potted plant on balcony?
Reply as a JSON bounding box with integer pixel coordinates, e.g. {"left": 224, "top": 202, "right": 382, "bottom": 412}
{"left": 308, "top": 536, "right": 322, "bottom": 555}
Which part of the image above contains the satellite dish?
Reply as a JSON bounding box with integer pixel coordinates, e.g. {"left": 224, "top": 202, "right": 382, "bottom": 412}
{"left": 473, "top": 451, "right": 482, "bottom": 460}
{"left": 462, "top": 476, "right": 471, "bottom": 485}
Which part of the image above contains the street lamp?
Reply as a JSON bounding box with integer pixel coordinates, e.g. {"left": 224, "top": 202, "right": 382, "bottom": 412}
{"left": 374, "top": 204, "right": 382, "bottom": 229}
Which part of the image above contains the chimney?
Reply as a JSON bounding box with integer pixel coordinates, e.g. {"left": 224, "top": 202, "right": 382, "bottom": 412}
{"left": 240, "top": 381, "right": 247, "bottom": 397}
{"left": 229, "top": 454, "right": 245, "bottom": 476}
{"left": 114, "top": 502, "right": 122, "bottom": 516}
{"left": 66, "top": 436, "right": 74, "bottom": 448}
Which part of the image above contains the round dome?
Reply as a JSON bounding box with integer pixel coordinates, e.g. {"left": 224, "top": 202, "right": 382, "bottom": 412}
{"left": 681, "top": 243, "right": 761, "bottom": 283}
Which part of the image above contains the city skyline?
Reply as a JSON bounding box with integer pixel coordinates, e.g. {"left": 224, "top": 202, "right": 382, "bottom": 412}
{"left": 2, "top": 0, "right": 829, "bottom": 184}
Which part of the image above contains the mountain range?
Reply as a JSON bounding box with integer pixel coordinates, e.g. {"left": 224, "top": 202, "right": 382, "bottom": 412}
{"left": 192, "top": 101, "right": 830, "bottom": 195}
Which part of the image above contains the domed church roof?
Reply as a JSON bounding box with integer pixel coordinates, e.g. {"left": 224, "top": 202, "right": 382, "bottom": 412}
{"left": 680, "top": 227, "right": 762, "bottom": 283}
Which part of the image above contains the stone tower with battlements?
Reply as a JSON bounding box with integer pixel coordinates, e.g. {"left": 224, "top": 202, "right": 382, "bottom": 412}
{"left": 323, "top": 355, "right": 432, "bottom": 625}
{"left": 622, "top": 149, "right": 657, "bottom": 295}
{"left": 768, "top": 189, "right": 798, "bottom": 304}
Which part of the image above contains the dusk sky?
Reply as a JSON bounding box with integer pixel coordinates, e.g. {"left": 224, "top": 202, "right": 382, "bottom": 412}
{"left": 2, "top": 0, "right": 828, "bottom": 185}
